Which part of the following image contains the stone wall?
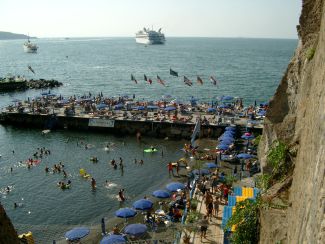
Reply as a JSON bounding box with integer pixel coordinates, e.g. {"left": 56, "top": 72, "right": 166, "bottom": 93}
{"left": 258, "top": 0, "right": 325, "bottom": 243}
{"left": 0, "top": 204, "right": 19, "bottom": 244}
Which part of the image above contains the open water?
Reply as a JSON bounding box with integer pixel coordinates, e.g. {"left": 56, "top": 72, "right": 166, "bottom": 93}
{"left": 0, "top": 37, "right": 297, "bottom": 241}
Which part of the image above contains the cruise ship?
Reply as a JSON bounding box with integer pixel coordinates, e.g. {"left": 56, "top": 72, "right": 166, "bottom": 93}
{"left": 135, "top": 28, "right": 165, "bottom": 45}
{"left": 23, "top": 38, "right": 38, "bottom": 53}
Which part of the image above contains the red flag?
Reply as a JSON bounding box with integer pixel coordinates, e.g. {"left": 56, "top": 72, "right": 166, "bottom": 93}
{"left": 157, "top": 75, "right": 166, "bottom": 86}
{"left": 184, "top": 76, "right": 192, "bottom": 86}
{"left": 131, "top": 74, "right": 138, "bottom": 84}
{"left": 197, "top": 76, "right": 203, "bottom": 85}
{"left": 210, "top": 76, "right": 219, "bottom": 86}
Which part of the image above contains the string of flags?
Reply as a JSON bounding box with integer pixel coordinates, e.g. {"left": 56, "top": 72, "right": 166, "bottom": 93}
{"left": 130, "top": 68, "right": 220, "bottom": 87}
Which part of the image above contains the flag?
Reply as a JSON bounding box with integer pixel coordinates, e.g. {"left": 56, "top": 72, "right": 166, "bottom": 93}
{"left": 148, "top": 78, "right": 153, "bottom": 85}
{"left": 131, "top": 74, "right": 137, "bottom": 84}
{"left": 197, "top": 76, "right": 203, "bottom": 85}
{"left": 28, "top": 65, "right": 35, "bottom": 74}
{"left": 210, "top": 76, "right": 219, "bottom": 86}
{"left": 184, "top": 76, "right": 192, "bottom": 86}
{"left": 170, "top": 68, "right": 178, "bottom": 77}
{"left": 157, "top": 75, "right": 166, "bottom": 86}
{"left": 191, "top": 118, "right": 201, "bottom": 147}
{"left": 144, "top": 74, "right": 147, "bottom": 81}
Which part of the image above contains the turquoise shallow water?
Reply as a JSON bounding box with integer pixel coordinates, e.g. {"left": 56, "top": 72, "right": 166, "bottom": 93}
{"left": 0, "top": 37, "right": 296, "bottom": 241}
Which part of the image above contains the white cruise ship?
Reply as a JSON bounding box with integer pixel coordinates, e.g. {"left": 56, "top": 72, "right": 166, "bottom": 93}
{"left": 23, "top": 38, "right": 38, "bottom": 53}
{"left": 135, "top": 28, "right": 165, "bottom": 45}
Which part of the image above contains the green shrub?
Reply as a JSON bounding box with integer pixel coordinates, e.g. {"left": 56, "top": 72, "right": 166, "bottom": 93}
{"left": 185, "top": 211, "right": 201, "bottom": 224}
{"left": 267, "top": 141, "right": 289, "bottom": 180}
{"left": 225, "top": 199, "right": 259, "bottom": 244}
{"left": 306, "top": 47, "right": 316, "bottom": 60}
{"left": 253, "top": 135, "right": 262, "bottom": 146}
{"left": 255, "top": 173, "right": 272, "bottom": 192}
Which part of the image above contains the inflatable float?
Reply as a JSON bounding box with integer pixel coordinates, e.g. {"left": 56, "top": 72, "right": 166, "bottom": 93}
{"left": 79, "top": 168, "right": 91, "bottom": 178}
{"left": 144, "top": 148, "right": 158, "bottom": 153}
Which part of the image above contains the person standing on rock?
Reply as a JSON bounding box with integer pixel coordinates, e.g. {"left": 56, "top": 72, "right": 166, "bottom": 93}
{"left": 168, "top": 162, "right": 174, "bottom": 176}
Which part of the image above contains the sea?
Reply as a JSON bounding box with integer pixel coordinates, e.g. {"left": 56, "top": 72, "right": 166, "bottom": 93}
{"left": 0, "top": 37, "right": 297, "bottom": 242}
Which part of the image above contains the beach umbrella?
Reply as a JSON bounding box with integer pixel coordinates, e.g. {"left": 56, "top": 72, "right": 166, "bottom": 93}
{"left": 166, "top": 182, "right": 185, "bottom": 192}
{"left": 124, "top": 224, "right": 147, "bottom": 237}
{"left": 152, "top": 190, "right": 171, "bottom": 199}
{"left": 192, "top": 169, "right": 210, "bottom": 176}
{"left": 147, "top": 105, "right": 159, "bottom": 110}
{"left": 241, "top": 134, "right": 255, "bottom": 140}
{"left": 100, "top": 234, "right": 126, "bottom": 244}
{"left": 97, "top": 103, "right": 108, "bottom": 110}
{"left": 133, "top": 106, "right": 145, "bottom": 111}
{"left": 132, "top": 199, "right": 153, "bottom": 210}
{"left": 236, "top": 153, "right": 254, "bottom": 159}
{"left": 207, "top": 107, "right": 216, "bottom": 113}
{"left": 220, "top": 95, "right": 234, "bottom": 101}
{"left": 225, "top": 126, "right": 236, "bottom": 131}
{"left": 164, "top": 106, "right": 176, "bottom": 111}
{"left": 115, "top": 208, "right": 137, "bottom": 219}
{"left": 218, "top": 104, "right": 230, "bottom": 109}
{"left": 217, "top": 144, "right": 229, "bottom": 150}
{"left": 257, "top": 110, "right": 266, "bottom": 116}
{"left": 65, "top": 227, "right": 90, "bottom": 241}
{"left": 205, "top": 162, "right": 218, "bottom": 169}
{"left": 114, "top": 104, "right": 124, "bottom": 110}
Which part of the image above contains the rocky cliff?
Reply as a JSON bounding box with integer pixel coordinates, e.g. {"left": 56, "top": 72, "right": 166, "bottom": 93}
{"left": 258, "top": 0, "right": 325, "bottom": 243}
{"left": 0, "top": 204, "right": 19, "bottom": 244}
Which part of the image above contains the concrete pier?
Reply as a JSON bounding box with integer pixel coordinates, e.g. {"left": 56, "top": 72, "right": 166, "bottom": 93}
{"left": 0, "top": 111, "right": 263, "bottom": 139}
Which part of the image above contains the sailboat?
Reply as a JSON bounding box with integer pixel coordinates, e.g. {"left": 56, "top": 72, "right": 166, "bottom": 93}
{"left": 23, "top": 36, "right": 38, "bottom": 53}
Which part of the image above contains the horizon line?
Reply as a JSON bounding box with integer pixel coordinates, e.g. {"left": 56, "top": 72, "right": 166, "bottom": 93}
{"left": 37, "top": 35, "right": 298, "bottom": 40}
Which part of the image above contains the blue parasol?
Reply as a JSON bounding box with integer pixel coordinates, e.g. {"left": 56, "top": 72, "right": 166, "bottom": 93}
{"left": 205, "top": 162, "right": 218, "bottom": 169}
{"left": 114, "top": 104, "right": 124, "bottom": 110}
{"left": 225, "top": 126, "right": 236, "bottom": 131}
{"left": 152, "top": 190, "right": 171, "bottom": 199}
{"left": 65, "top": 227, "right": 90, "bottom": 241}
{"left": 133, "top": 106, "right": 145, "bottom": 111}
{"left": 164, "top": 106, "right": 176, "bottom": 111}
{"left": 192, "top": 169, "right": 210, "bottom": 176}
{"left": 207, "top": 107, "right": 216, "bottom": 113}
{"left": 236, "top": 153, "right": 254, "bottom": 159}
{"left": 147, "top": 105, "right": 159, "bottom": 110}
{"left": 166, "top": 182, "right": 185, "bottom": 192}
{"left": 220, "top": 95, "right": 234, "bottom": 101}
{"left": 217, "top": 144, "right": 229, "bottom": 150}
{"left": 100, "top": 234, "right": 126, "bottom": 244}
{"left": 124, "top": 224, "right": 147, "bottom": 237}
{"left": 241, "top": 134, "right": 255, "bottom": 140}
{"left": 132, "top": 199, "right": 153, "bottom": 210}
{"left": 97, "top": 103, "right": 108, "bottom": 110}
{"left": 115, "top": 208, "right": 137, "bottom": 219}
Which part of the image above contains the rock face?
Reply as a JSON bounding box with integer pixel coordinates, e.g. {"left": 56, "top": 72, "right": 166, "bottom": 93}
{"left": 0, "top": 204, "right": 19, "bottom": 243}
{"left": 258, "top": 0, "right": 325, "bottom": 243}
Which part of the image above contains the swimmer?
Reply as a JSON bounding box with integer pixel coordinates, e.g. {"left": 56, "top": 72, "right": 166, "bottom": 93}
{"left": 118, "top": 189, "right": 126, "bottom": 201}
{"left": 6, "top": 186, "right": 10, "bottom": 193}
{"left": 14, "top": 202, "right": 17, "bottom": 208}
{"left": 45, "top": 166, "right": 49, "bottom": 173}
{"left": 91, "top": 178, "right": 96, "bottom": 189}
{"left": 10, "top": 167, "right": 13, "bottom": 172}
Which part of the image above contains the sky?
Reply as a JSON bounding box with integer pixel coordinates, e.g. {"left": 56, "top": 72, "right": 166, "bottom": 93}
{"left": 0, "top": 0, "right": 302, "bottom": 38}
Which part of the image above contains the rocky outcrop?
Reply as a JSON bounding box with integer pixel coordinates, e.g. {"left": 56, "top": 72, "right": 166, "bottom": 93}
{"left": 259, "top": 0, "right": 325, "bottom": 243}
{"left": 0, "top": 204, "right": 19, "bottom": 244}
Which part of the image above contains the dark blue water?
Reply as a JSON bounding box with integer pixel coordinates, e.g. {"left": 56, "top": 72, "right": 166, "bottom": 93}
{"left": 0, "top": 37, "right": 296, "bottom": 241}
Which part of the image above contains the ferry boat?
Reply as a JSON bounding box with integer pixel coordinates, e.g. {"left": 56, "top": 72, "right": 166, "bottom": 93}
{"left": 135, "top": 27, "right": 165, "bottom": 45}
{"left": 23, "top": 37, "right": 38, "bottom": 53}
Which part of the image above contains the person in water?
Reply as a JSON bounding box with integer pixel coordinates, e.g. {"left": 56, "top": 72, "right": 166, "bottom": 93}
{"left": 91, "top": 178, "right": 96, "bottom": 189}
{"left": 118, "top": 189, "right": 126, "bottom": 201}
